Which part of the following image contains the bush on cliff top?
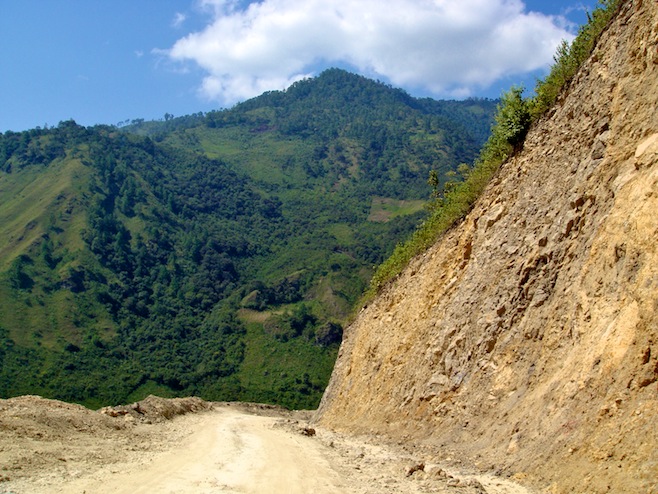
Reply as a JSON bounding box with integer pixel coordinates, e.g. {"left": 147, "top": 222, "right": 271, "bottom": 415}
{"left": 531, "top": 0, "right": 623, "bottom": 118}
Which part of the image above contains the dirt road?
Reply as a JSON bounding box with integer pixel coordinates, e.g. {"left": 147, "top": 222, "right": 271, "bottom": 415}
{"left": 59, "top": 408, "right": 347, "bottom": 494}
{"left": 0, "top": 396, "right": 533, "bottom": 494}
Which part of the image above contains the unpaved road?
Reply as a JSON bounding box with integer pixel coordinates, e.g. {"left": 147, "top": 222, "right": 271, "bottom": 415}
{"left": 65, "top": 408, "right": 348, "bottom": 494}
{"left": 1, "top": 396, "right": 533, "bottom": 494}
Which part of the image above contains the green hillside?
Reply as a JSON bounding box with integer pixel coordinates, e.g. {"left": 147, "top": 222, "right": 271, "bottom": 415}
{"left": 0, "top": 69, "right": 496, "bottom": 409}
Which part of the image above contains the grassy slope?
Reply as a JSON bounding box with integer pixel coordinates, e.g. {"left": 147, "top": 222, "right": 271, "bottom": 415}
{"left": 0, "top": 156, "right": 89, "bottom": 268}
{"left": 0, "top": 155, "right": 108, "bottom": 348}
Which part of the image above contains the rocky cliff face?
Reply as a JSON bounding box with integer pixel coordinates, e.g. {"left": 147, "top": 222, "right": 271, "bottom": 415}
{"left": 317, "top": 1, "right": 658, "bottom": 492}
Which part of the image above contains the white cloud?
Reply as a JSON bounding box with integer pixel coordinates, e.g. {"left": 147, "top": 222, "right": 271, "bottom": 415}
{"left": 172, "top": 12, "right": 187, "bottom": 28}
{"left": 167, "top": 0, "right": 574, "bottom": 103}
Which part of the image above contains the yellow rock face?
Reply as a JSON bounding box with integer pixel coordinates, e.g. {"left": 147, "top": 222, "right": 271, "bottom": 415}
{"left": 317, "top": 1, "right": 658, "bottom": 492}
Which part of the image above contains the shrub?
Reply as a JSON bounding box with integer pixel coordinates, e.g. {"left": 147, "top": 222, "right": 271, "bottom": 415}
{"left": 531, "top": 0, "right": 622, "bottom": 118}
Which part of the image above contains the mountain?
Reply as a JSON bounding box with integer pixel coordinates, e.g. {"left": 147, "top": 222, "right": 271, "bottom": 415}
{"left": 0, "top": 70, "right": 496, "bottom": 409}
{"left": 317, "top": 1, "right": 657, "bottom": 492}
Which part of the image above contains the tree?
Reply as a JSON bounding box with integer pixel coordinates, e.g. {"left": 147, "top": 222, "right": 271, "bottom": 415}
{"left": 493, "top": 86, "right": 531, "bottom": 149}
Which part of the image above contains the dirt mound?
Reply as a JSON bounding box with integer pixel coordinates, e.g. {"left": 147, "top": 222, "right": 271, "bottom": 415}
{"left": 0, "top": 394, "right": 214, "bottom": 490}
{"left": 99, "top": 394, "right": 213, "bottom": 422}
{"left": 0, "top": 395, "right": 127, "bottom": 439}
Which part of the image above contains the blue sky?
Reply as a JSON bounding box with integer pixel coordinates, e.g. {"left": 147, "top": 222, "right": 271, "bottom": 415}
{"left": 0, "top": 0, "right": 598, "bottom": 132}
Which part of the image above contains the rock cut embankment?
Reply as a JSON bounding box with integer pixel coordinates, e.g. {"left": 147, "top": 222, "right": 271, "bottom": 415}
{"left": 317, "top": 1, "right": 658, "bottom": 492}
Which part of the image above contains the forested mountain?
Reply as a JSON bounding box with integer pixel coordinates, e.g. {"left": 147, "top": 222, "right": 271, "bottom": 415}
{"left": 0, "top": 69, "right": 496, "bottom": 409}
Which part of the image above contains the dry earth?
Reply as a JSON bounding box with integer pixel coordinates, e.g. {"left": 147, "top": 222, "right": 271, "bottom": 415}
{"left": 0, "top": 395, "right": 531, "bottom": 494}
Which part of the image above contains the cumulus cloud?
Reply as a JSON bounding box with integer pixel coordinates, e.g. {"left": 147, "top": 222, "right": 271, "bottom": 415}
{"left": 167, "top": 0, "right": 574, "bottom": 103}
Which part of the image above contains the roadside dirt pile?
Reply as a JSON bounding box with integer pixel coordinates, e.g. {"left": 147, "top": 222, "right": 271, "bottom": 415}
{"left": 317, "top": 1, "right": 658, "bottom": 492}
{"left": 99, "top": 394, "right": 212, "bottom": 422}
{"left": 0, "top": 395, "right": 209, "bottom": 488}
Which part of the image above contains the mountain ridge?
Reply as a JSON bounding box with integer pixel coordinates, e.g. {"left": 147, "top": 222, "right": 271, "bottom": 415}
{"left": 0, "top": 70, "right": 496, "bottom": 409}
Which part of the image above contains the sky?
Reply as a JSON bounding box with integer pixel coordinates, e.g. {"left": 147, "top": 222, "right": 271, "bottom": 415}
{"left": 0, "top": 0, "right": 599, "bottom": 133}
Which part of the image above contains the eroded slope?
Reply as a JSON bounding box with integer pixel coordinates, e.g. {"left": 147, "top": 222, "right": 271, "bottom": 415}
{"left": 317, "top": 1, "right": 658, "bottom": 492}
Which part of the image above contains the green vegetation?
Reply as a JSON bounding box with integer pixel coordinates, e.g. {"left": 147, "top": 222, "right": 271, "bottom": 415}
{"left": 0, "top": 69, "right": 495, "bottom": 409}
{"left": 368, "top": 0, "right": 622, "bottom": 297}
{"left": 531, "top": 0, "right": 622, "bottom": 118}
{"left": 368, "top": 197, "right": 426, "bottom": 223}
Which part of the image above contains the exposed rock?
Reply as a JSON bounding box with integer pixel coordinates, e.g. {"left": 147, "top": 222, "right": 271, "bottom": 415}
{"left": 317, "top": 1, "right": 658, "bottom": 493}
{"left": 300, "top": 426, "right": 316, "bottom": 436}
{"left": 405, "top": 462, "right": 425, "bottom": 477}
